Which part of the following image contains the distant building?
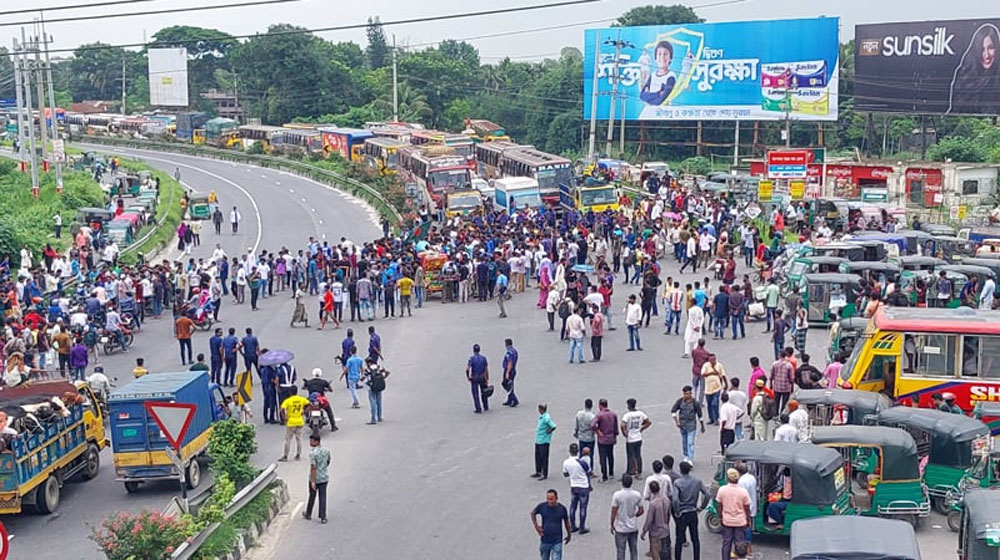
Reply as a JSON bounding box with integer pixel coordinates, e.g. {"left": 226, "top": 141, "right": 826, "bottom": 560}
{"left": 200, "top": 89, "right": 244, "bottom": 122}
{"left": 69, "top": 100, "right": 115, "bottom": 114}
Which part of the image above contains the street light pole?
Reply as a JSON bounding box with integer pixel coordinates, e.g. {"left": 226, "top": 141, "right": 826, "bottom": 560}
{"left": 586, "top": 31, "right": 601, "bottom": 161}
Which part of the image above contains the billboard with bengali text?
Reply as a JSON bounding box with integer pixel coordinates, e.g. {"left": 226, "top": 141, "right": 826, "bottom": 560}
{"left": 583, "top": 17, "right": 840, "bottom": 121}
{"left": 148, "top": 48, "right": 189, "bottom": 107}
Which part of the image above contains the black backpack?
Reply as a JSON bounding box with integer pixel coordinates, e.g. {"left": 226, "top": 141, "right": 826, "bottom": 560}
{"left": 558, "top": 300, "right": 570, "bottom": 319}
{"left": 367, "top": 367, "right": 386, "bottom": 392}
{"left": 761, "top": 393, "right": 778, "bottom": 421}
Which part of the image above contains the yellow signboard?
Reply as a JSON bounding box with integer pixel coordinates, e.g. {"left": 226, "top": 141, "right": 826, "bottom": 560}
{"left": 234, "top": 370, "right": 253, "bottom": 406}
{"left": 758, "top": 180, "right": 773, "bottom": 201}
{"left": 790, "top": 180, "right": 806, "bottom": 200}
{"left": 959, "top": 205, "right": 968, "bottom": 220}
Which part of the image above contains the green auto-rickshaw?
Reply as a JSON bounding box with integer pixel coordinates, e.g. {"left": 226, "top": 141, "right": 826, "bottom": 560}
{"left": 790, "top": 516, "right": 921, "bottom": 560}
{"left": 839, "top": 261, "right": 902, "bottom": 287}
{"left": 785, "top": 256, "right": 848, "bottom": 296}
{"left": 898, "top": 269, "right": 968, "bottom": 308}
{"left": 828, "top": 317, "right": 871, "bottom": 363}
{"left": 960, "top": 257, "right": 1000, "bottom": 283}
{"left": 187, "top": 194, "right": 213, "bottom": 220}
{"left": 957, "top": 489, "right": 1000, "bottom": 559}
{"left": 947, "top": 446, "right": 1000, "bottom": 532}
{"left": 939, "top": 265, "right": 998, "bottom": 305}
{"left": 704, "top": 441, "right": 853, "bottom": 536}
{"left": 895, "top": 255, "right": 946, "bottom": 272}
{"left": 796, "top": 388, "right": 893, "bottom": 427}
{"left": 801, "top": 273, "right": 862, "bottom": 324}
{"left": 876, "top": 406, "right": 992, "bottom": 514}
{"left": 810, "top": 425, "right": 930, "bottom": 525}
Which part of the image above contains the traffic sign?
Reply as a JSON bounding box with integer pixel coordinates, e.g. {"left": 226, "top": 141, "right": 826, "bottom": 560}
{"left": 144, "top": 401, "right": 196, "bottom": 451}
{"left": 766, "top": 150, "right": 810, "bottom": 179}
{"left": 235, "top": 370, "right": 253, "bottom": 406}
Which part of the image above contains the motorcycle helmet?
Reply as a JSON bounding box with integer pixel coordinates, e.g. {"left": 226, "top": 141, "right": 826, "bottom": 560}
{"left": 312, "top": 368, "right": 323, "bottom": 378}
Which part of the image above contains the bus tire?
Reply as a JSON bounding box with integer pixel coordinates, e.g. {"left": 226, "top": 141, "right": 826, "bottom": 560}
{"left": 81, "top": 443, "right": 101, "bottom": 480}
{"left": 704, "top": 510, "right": 722, "bottom": 534}
{"left": 124, "top": 481, "right": 142, "bottom": 493}
{"left": 36, "top": 475, "right": 60, "bottom": 514}
{"left": 948, "top": 509, "right": 962, "bottom": 532}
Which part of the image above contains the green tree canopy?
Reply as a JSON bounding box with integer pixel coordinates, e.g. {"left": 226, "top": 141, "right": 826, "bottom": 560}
{"left": 615, "top": 4, "right": 703, "bottom": 26}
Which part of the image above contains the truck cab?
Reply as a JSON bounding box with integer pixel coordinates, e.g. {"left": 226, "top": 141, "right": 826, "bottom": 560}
{"left": 109, "top": 371, "right": 227, "bottom": 493}
{"left": 559, "top": 182, "right": 619, "bottom": 213}
{"left": 0, "top": 381, "right": 107, "bottom": 514}
{"left": 445, "top": 189, "right": 484, "bottom": 219}
{"left": 492, "top": 177, "right": 542, "bottom": 213}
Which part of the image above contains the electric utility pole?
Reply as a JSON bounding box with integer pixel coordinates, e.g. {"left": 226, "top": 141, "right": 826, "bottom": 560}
{"left": 586, "top": 31, "right": 601, "bottom": 161}
{"left": 603, "top": 33, "right": 634, "bottom": 158}
{"left": 41, "top": 17, "right": 63, "bottom": 191}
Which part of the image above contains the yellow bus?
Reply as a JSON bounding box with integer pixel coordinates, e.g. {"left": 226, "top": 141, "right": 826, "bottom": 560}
{"left": 362, "top": 137, "right": 408, "bottom": 176}
{"left": 839, "top": 307, "right": 1000, "bottom": 416}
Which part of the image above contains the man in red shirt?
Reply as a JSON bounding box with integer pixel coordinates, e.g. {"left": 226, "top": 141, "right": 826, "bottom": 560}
{"left": 318, "top": 286, "right": 338, "bottom": 330}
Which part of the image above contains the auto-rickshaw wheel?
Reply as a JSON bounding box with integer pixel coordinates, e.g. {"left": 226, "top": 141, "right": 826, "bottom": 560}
{"left": 948, "top": 509, "right": 962, "bottom": 532}
{"left": 704, "top": 510, "right": 722, "bottom": 534}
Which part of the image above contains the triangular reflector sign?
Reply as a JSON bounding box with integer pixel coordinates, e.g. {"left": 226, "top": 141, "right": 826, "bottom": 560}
{"left": 144, "top": 401, "right": 197, "bottom": 451}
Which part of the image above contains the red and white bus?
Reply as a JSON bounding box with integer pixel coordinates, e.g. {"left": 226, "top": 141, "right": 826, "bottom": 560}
{"left": 409, "top": 129, "right": 475, "bottom": 161}
{"left": 398, "top": 146, "right": 473, "bottom": 209}
{"left": 474, "top": 141, "right": 526, "bottom": 180}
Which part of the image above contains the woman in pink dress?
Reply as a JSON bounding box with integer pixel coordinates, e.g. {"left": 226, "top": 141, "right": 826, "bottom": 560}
{"left": 537, "top": 259, "right": 552, "bottom": 308}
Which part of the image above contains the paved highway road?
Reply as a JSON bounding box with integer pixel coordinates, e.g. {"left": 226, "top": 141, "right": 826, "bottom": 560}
{"left": 8, "top": 148, "right": 959, "bottom": 560}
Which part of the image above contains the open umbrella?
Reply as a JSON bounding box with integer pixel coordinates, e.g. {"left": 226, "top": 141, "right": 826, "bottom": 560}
{"left": 259, "top": 349, "right": 295, "bottom": 367}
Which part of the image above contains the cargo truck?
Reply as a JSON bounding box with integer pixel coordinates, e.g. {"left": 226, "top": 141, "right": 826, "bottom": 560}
{"left": 0, "top": 381, "right": 107, "bottom": 514}
{"left": 492, "top": 177, "right": 542, "bottom": 213}
{"left": 109, "top": 371, "right": 227, "bottom": 493}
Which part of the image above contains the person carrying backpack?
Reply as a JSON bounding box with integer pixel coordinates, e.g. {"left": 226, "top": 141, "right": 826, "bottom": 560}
{"left": 557, "top": 296, "right": 574, "bottom": 341}
{"left": 750, "top": 377, "right": 777, "bottom": 441}
{"left": 363, "top": 357, "right": 389, "bottom": 425}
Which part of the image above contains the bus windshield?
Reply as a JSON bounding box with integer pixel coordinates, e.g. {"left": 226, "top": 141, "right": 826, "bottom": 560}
{"left": 536, "top": 167, "right": 574, "bottom": 190}
{"left": 449, "top": 193, "right": 481, "bottom": 209}
{"left": 452, "top": 144, "right": 473, "bottom": 158}
{"left": 429, "top": 170, "right": 470, "bottom": 191}
{"left": 386, "top": 152, "right": 397, "bottom": 169}
{"left": 841, "top": 342, "right": 864, "bottom": 384}
{"left": 512, "top": 193, "right": 542, "bottom": 209}
{"left": 581, "top": 187, "right": 617, "bottom": 206}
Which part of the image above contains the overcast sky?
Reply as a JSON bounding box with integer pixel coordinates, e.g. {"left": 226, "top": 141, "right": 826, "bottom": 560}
{"left": 8, "top": 0, "right": 995, "bottom": 60}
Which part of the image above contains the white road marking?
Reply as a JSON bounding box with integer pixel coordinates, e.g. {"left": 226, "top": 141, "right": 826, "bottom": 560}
{"left": 289, "top": 188, "right": 294, "bottom": 193}
{"left": 318, "top": 220, "right": 324, "bottom": 225}
{"left": 275, "top": 181, "right": 280, "bottom": 185}
{"left": 180, "top": 180, "right": 198, "bottom": 194}
{"left": 301, "top": 198, "right": 306, "bottom": 202}
{"left": 261, "top": 175, "right": 267, "bottom": 178}
{"left": 310, "top": 208, "right": 315, "bottom": 212}
{"left": 108, "top": 151, "right": 263, "bottom": 255}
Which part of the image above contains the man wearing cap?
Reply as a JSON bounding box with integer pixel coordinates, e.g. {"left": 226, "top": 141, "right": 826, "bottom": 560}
{"left": 942, "top": 393, "right": 964, "bottom": 414}
{"left": 717, "top": 467, "right": 752, "bottom": 560}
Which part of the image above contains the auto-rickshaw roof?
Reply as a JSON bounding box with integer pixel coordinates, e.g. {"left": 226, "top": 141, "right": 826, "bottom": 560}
{"left": 960, "top": 257, "right": 1000, "bottom": 271}
{"left": 799, "top": 255, "right": 848, "bottom": 265}
{"left": 725, "top": 441, "right": 842, "bottom": 476}
{"left": 874, "top": 306, "right": 1000, "bottom": 335}
{"left": 843, "top": 261, "right": 901, "bottom": 273}
{"left": 921, "top": 223, "right": 958, "bottom": 235}
{"left": 810, "top": 426, "right": 921, "bottom": 481}
{"left": 790, "top": 516, "right": 921, "bottom": 560}
{"left": 898, "top": 255, "right": 946, "bottom": 267}
{"left": 877, "top": 406, "right": 989, "bottom": 442}
{"left": 188, "top": 194, "right": 211, "bottom": 203}
{"left": 897, "top": 229, "right": 935, "bottom": 240}
{"left": 848, "top": 232, "right": 908, "bottom": 243}
{"left": 838, "top": 317, "right": 870, "bottom": 331}
{"left": 939, "top": 264, "right": 997, "bottom": 279}
{"left": 964, "top": 489, "right": 1000, "bottom": 540}
{"left": 843, "top": 239, "right": 886, "bottom": 248}
{"left": 801, "top": 272, "right": 862, "bottom": 285}
{"left": 795, "top": 388, "right": 892, "bottom": 416}
{"left": 77, "top": 207, "right": 113, "bottom": 217}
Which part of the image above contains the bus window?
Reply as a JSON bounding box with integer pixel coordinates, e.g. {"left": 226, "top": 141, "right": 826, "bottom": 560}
{"left": 962, "top": 336, "right": 980, "bottom": 377}
{"left": 977, "top": 336, "right": 1000, "bottom": 378}
{"left": 909, "top": 333, "right": 957, "bottom": 377}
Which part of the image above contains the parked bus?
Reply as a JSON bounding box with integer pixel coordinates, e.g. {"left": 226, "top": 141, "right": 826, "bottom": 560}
{"left": 839, "top": 307, "right": 1000, "bottom": 414}
{"left": 465, "top": 119, "right": 510, "bottom": 143}
{"left": 274, "top": 128, "right": 323, "bottom": 154}
{"left": 369, "top": 125, "right": 415, "bottom": 143}
{"left": 500, "top": 148, "right": 574, "bottom": 208}
{"left": 362, "top": 137, "right": 408, "bottom": 176}
{"left": 410, "top": 129, "right": 475, "bottom": 159}
{"left": 319, "top": 127, "right": 373, "bottom": 162}
{"left": 238, "top": 124, "right": 284, "bottom": 151}
{"left": 399, "top": 146, "right": 472, "bottom": 209}
{"left": 475, "top": 141, "right": 524, "bottom": 180}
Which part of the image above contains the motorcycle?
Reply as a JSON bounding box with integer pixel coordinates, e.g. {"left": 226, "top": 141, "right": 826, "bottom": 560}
{"left": 182, "top": 302, "right": 214, "bottom": 331}
{"left": 101, "top": 326, "right": 134, "bottom": 355}
{"left": 306, "top": 406, "right": 327, "bottom": 436}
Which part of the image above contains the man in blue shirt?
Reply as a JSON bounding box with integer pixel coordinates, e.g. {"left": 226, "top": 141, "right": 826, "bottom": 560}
{"left": 222, "top": 327, "right": 239, "bottom": 387}
{"left": 239, "top": 327, "right": 260, "bottom": 377}
{"left": 531, "top": 489, "right": 571, "bottom": 559}
{"left": 496, "top": 269, "right": 509, "bottom": 318}
{"left": 340, "top": 346, "right": 364, "bottom": 408}
{"left": 340, "top": 329, "right": 356, "bottom": 365}
{"left": 368, "top": 325, "right": 382, "bottom": 363}
{"left": 260, "top": 363, "right": 278, "bottom": 423}
{"left": 502, "top": 338, "right": 519, "bottom": 408}
{"left": 465, "top": 344, "right": 490, "bottom": 413}
{"left": 209, "top": 328, "right": 224, "bottom": 385}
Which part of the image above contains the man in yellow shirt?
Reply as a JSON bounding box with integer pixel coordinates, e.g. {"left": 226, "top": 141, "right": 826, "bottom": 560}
{"left": 132, "top": 357, "right": 149, "bottom": 378}
{"left": 397, "top": 275, "right": 415, "bottom": 318}
{"left": 280, "top": 387, "right": 309, "bottom": 461}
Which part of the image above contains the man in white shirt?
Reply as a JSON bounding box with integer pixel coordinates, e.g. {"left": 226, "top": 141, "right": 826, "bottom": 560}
{"left": 787, "top": 400, "right": 810, "bottom": 442}
{"left": 680, "top": 234, "right": 698, "bottom": 273}
{"left": 562, "top": 443, "right": 592, "bottom": 534}
{"left": 642, "top": 459, "right": 673, "bottom": 503}
{"left": 611, "top": 475, "right": 644, "bottom": 559}
{"left": 727, "top": 378, "right": 749, "bottom": 440}
{"left": 624, "top": 294, "right": 643, "bottom": 351}
{"left": 566, "top": 308, "right": 587, "bottom": 364}
{"left": 981, "top": 277, "right": 996, "bottom": 310}
{"left": 230, "top": 206, "right": 241, "bottom": 234}
{"left": 773, "top": 414, "right": 798, "bottom": 442}
{"left": 620, "top": 398, "right": 652, "bottom": 477}
{"left": 718, "top": 392, "right": 744, "bottom": 453}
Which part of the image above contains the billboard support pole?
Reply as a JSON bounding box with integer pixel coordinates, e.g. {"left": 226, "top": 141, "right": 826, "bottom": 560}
{"left": 604, "top": 30, "right": 622, "bottom": 158}
{"left": 784, "top": 88, "right": 791, "bottom": 148}
{"left": 733, "top": 120, "right": 740, "bottom": 169}
{"left": 586, "top": 31, "right": 601, "bottom": 162}
{"left": 619, "top": 94, "right": 625, "bottom": 156}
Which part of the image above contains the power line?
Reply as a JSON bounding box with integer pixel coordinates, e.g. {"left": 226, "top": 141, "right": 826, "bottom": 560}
{"left": 0, "top": 0, "right": 155, "bottom": 16}
{"left": 46, "top": 0, "right": 601, "bottom": 54}
{"left": 0, "top": 0, "right": 300, "bottom": 28}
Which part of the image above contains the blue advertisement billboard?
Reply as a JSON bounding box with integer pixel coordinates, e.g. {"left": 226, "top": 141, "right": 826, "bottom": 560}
{"left": 583, "top": 18, "right": 840, "bottom": 121}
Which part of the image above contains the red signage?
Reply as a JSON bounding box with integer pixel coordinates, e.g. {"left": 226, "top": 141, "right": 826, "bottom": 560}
{"left": 766, "top": 150, "right": 810, "bottom": 167}
{"left": 144, "top": 401, "right": 196, "bottom": 451}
